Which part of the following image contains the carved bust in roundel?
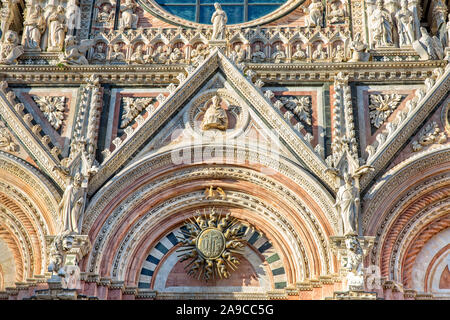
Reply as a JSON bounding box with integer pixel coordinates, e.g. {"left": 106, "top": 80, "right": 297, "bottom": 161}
{"left": 201, "top": 95, "right": 229, "bottom": 131}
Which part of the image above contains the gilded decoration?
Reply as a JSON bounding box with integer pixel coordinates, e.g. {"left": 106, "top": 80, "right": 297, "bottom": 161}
{"left": 177, "top": 208, "right": 247, "bottom": 281}
{"left": 0, "top": 0, "right": 448, "bottom": 301}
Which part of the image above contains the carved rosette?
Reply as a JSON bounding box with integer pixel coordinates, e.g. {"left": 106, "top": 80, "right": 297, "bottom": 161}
{"left": 177, "top": 208, "right": 247, "bottom": 281}
{"left": 32, "top": 96, "right": 66, "bottom": 130}
{"left": 368, "top": 93, "right": 404, "bottom": 129}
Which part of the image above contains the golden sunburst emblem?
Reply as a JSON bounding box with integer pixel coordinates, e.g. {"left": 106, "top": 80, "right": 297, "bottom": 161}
{"left": 177, "top": 208, "right": 247, "bottom": 281}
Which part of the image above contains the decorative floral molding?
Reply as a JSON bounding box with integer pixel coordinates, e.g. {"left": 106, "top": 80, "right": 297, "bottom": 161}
{"left": 412, "top": 121, "right": 447, "bottom": 152}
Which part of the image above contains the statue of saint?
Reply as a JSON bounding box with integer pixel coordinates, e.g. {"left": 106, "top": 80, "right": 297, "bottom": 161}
{"left": 271, "top": 44, "right": 286, "bottom": 63}
{"left": 395, "top": 0, "right": 415, "bottom": 46}
{"left": 119, "top": 0, "right": 138, "bottom": 29}
{"left": 413, "top": 27, "right": 444, "bottom": 60}
{"left": 292, "top": 44, "right": 306, "bottom": 61}
{"left": 201, "top": 95, "right": 228, "bottom": 131}
{"left": 369, "top": 0, "right": 394, "bottom": 47}
{"left": 22, "top": 3, "right": 46, "bottom": 51}
{"left": 312, "top": 43, "right": 327, "bottom": 60}
{"left": 334, "top": 173, "right": 359, "bottom": 236}
{"left": 251, "top": 44, "right": 266, "bottom": 62}
{"left": 59, "top": 36, "right": 93, "bottom": 65}
{"left": 304, "top": 0, "right": 324, "bottom": 27}
{"left": 129, "top": 44, "right": 145, "bottom": 64}
{"left": 59, "top": 173, "right": 85, "bottom": 234}
{"left": 328, "top": 2, "right": 345, "bottom": 24}
{"left": 230, "top": 44, "right": 246, "bottom": 63}
{"left": 47, "top": 5, "right": 67, "bottom": 52}
{"left": 211, "top": 3, "right": 227, "bottom": 40}
{"left": 432, "top": 0, "right": 448, "bottom": 48}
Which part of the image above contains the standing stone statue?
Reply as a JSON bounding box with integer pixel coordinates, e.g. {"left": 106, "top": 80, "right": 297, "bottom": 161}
{"left": 334, "top": 173, "right": 359, "bottom": 236}
{"left": 22, "top": 3, "right": 46, "bottom": 51}
{"left": 211, "top": 3, "right": 227, "bottom": 40}
{"left": 395, "top": 0, "right": 415, "bottom": 46}
{"left": 119, "top": 0, "right": 138, "bottom": 30}
{"left": 59, "top": 172, "right": 85, "bottom": 234}
{"left": 304, "top": 0, "right": 324, "bottom": 27}
{"left": 432, "top": 0, "right": 448, "bottom": 48}
{"left": 448, "top": 14, "right": 450, "bottom": 47}
{"left": 47, "top": 5, "right": 67, "bottom": 52}
{"left": 0, "top": 30, "right": 24, "bottom": 65}
{"left": 369, "top": 0, "right": 394, "bottom": 47}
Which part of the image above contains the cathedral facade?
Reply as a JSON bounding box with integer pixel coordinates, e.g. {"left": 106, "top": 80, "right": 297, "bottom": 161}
{"left": 0, "top": 0, "right": 449, "bottom": 300}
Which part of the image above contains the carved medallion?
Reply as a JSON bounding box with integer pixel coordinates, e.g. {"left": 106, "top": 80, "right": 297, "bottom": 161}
{"left": 197, "top": 228, "right": 226, "bottom": 259}
{"left": 177, "top": 208, "right": 246, "bottom": 281}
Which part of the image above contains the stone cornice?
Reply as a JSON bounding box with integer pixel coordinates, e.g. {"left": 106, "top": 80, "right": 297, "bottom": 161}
{"left": 248, "top": 60, "right": 447, "bottom": 83}
{"left": 0, "top": 61, "right": 445, "bottom": 85}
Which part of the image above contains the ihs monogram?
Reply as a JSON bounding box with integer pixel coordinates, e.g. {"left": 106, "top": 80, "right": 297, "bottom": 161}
{"left": 177, "top": 208, "right": 247, "bottom": 281}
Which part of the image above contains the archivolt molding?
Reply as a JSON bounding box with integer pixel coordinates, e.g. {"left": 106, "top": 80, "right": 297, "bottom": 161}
{"left": 368, "top": 173, "right": 450, "bottom": 267}
{"left": 86, "top": 174, "right": 335, "bottom": 282}
{"left": 0, "top": 152, "right": 60, "bottom": 232}
{"left": 362, "top": 146, "right": 450, "bottom": 233}
{"left": 111, "top": 192, "right": 317, "bottom": 285}
{"left": 401, "top": 212, "right": 450, "bottom": 288}
{"left": 0, "top": 185, "right": 48, "bottom": 275}
{"left": 388, "top": 199, "right": 449, "bottom": 282}
{"left": 0, "top": 206, "right": 34, "bottom": 281}
{"left": 84, "top": 156, "right": 337, "bottom": 282}
{"left": 0, "top": 226, "right": 24, "bottom": 284}
{"left": 410, "top": 228, "right": 450, "bottom": 293}
{"left": 84, "top": 147, "right": 337, "bottom": 234}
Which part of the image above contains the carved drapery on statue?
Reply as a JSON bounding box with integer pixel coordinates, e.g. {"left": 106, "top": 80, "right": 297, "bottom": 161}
{"left": 177, "top": 208, "right": 248, "bottom": 281}
{"left": 211, "top": 3, "right": 227, "bottom": 41}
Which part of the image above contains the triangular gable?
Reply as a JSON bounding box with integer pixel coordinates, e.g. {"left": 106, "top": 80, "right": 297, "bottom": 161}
{"left": 88, "top": 49, "right": 334, "bottom": 195}
{"left": 361, "top": 65, "right": 450, "bottom": 191}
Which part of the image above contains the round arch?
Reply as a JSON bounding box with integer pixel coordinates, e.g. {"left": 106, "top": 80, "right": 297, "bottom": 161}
{"left": 82, "top": 145, "right": 338, "bottom": 288}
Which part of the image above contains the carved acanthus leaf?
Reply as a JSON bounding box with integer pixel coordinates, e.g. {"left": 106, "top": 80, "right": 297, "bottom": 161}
{"left": 279, "top": 96, "right": 312, "bottom": 126}
{"left": 0, "top": 121, "right": 19, "bottom": 152}
{"left": 120, "top": 97, "right": 154, "bottom": 129}
{"left": 412, "top": 121, "right": 447, "bottom": 152}
{"left": 32, "top": 96, "right": 66, "bottom": 130}
{"left": 368, "top": 93, "right": 403, "bottom": 129}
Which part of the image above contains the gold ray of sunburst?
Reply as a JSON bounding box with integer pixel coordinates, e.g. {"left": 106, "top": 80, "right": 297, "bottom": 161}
{"left": 176, "top": 208, "right": 247, "bottom": 281}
